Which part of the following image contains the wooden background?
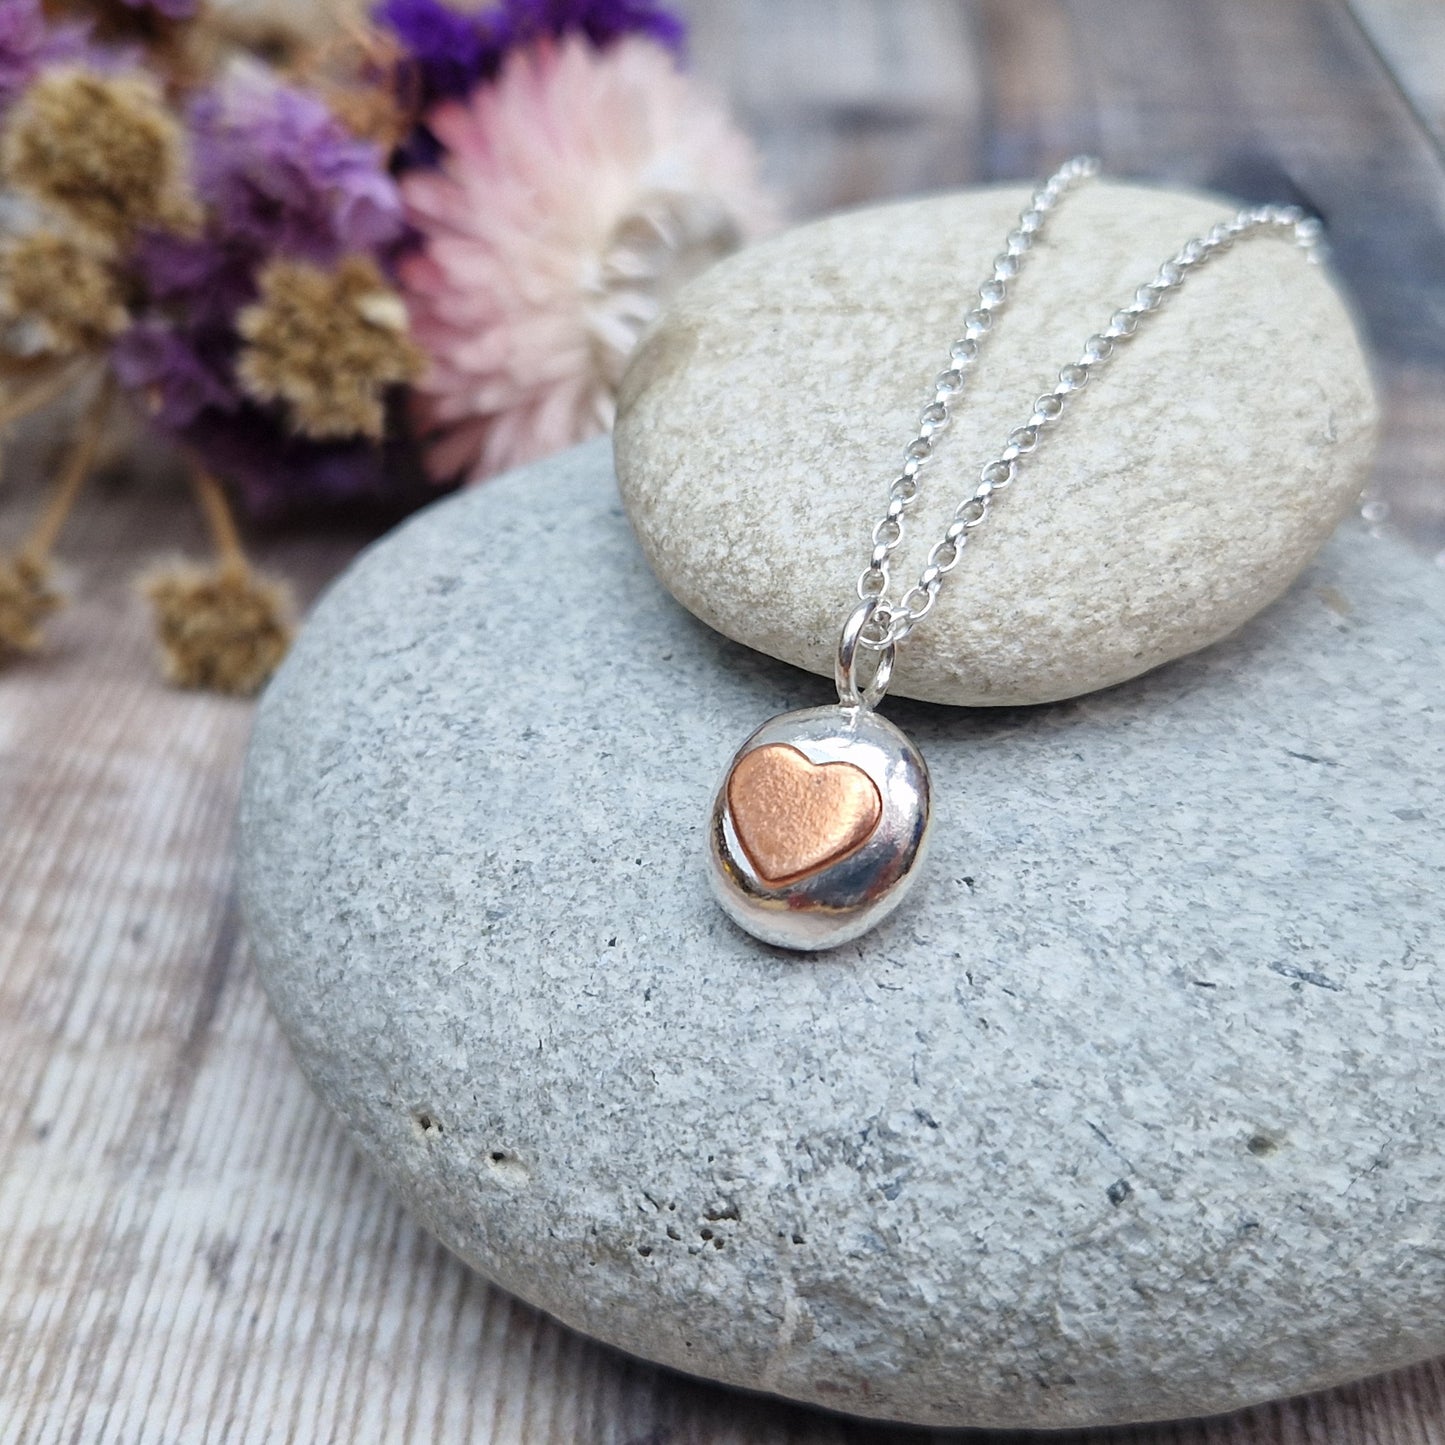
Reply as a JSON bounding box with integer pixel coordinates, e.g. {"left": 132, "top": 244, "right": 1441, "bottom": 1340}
{"left": 3, "top": 2, "right": 1445, "bottom": 1441}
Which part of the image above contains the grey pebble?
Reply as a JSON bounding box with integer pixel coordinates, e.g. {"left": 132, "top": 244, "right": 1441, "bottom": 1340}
{"left": 241, "top": 437, "right": 1445, "bottom": 1430}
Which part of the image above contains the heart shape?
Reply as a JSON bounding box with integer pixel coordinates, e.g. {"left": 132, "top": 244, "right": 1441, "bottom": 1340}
{"left": 727, "top": 743, "right": 883, "bottom": 886}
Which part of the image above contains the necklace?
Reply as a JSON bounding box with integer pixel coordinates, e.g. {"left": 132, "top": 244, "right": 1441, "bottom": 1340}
{"left": 705, "top": 157, "right": 1325, "bottom": 951}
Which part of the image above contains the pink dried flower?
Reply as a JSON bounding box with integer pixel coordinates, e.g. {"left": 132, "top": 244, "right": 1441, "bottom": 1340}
{"left": 398, "top": 34, "right": 777, "bottom": 482}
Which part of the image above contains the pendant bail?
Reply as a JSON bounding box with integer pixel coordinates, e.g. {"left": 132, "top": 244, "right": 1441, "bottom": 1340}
{"left": 836, "top": 598, "right": 896, "bottom": 710}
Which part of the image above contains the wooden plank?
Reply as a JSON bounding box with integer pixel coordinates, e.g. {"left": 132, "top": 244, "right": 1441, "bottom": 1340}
{"left": 964, "top": 0, "right": 1445, "bottom": 553}
{"left": 3, "top": 1, "right": 1445, "bottom": 1440}
{"left": 1351, "top": 0, "right": 1445, "bottom": 144}
{"left": 684, "top": 0, "right": 988, "bottom": 214}
{"left": 685, "top": 0, "right": 1445, "bottom": 554}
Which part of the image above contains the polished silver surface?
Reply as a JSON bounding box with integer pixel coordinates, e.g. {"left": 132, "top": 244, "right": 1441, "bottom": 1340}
{"left": 708, "top": 705, "right": 931, "bottom": 952}
{"left": 834, "top": 596, "right": 895, "bottom": 708}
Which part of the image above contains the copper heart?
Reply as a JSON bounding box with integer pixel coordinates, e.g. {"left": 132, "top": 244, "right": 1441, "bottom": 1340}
{"left": 726, "top": 743, "right": 883, "bottom": 886}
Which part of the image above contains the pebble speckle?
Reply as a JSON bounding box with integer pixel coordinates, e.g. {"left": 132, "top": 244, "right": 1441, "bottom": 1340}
{"left": 614, "top": 180, "right": 1377, "bottom": 705}
{"left": 242, "top": 439, "right": 1444, "bottom": 1430}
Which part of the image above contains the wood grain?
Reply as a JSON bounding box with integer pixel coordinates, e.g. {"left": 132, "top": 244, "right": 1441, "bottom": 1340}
{"left": 694, "top": 0, "right": 1445, "bottom": 554}
{"left": 1352, "top": 0, "right": 1445, "bottom": 144}
{"left": 3, "top": 1, "right": 1445, "bottom": 1441}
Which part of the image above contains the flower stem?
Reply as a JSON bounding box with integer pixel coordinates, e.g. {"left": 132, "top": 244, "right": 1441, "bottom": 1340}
{"left": 18, "top": 369, "right": 115, "bottom": 564}
{"left": 0, "top": 352, "right": 70, "bottom": 381}
{"left": 187, "top": 466, "right": 250, "bottom": 579}
{"left": 0, "top": 362, "right": 81, "bottom": 433}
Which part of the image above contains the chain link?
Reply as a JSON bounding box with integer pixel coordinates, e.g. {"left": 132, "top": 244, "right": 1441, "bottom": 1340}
{"left": 855, "top": 158, "right": 1326, "bottom": 651}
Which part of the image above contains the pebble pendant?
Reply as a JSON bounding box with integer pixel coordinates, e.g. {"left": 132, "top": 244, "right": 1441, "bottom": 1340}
{"left": 707, "top": 603, "right": 931, "bottom": 951}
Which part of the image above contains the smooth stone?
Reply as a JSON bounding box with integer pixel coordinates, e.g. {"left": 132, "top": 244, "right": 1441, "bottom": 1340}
{"left": 614, "top": 180, "right": 1378, "bottom": 706}
{"left": 240, "top": 438, "right": 1445, "bottom": 1431}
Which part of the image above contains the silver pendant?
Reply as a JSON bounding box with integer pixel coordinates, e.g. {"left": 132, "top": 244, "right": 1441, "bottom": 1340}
{"left": 707, "top": 602, "right": 931, "bottom": 951}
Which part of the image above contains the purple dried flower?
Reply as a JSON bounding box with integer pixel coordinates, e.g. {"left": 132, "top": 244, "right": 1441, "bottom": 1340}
{"left": 112, "top": 323, "right": 241, "bottom": 429}
{"left": 189, "top": 63, "right": 406, "bottom": 263}
{"left": 116, "top": 0, "right": 200, "bottom": 18}
{"left": 374, "top": 0, "right": 504, "bottom": 101}
{"left": 114, "top": 322, "right": 404, "bottom": 516}
{"left": 174, "top": 408, "right": 397, "bottom": 518}
{"left": 0, "top": 0, "right": 92, "bottom": 111}
{"left": 113, "top": 307, "right": 416, "bottom": 514}
{"left": 375, "top": 0, "right": 685, "bottom": 110}
{"left": 501, "top": 0, "right": 685, "bottom": 54}
{"left": 110, "top": 67, "right": 418, "bottom": 519}
{"left": 131, "top": 230, "right": 258, "bottom": 326}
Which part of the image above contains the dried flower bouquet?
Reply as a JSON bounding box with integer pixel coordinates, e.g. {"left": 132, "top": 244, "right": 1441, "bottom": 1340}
{"left": 0, "top": 0, "right": 774, "bottom": 691}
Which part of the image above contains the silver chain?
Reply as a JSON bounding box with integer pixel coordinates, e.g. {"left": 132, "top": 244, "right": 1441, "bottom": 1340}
{"left": 842, "top": 156, "right": 1326, "bottom": 696}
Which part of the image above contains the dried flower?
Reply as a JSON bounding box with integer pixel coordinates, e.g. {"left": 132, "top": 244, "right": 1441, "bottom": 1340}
{"left": 110, "top": 70, "right": 414, "bottom": 515}
{"left": 374, "top": 0, "right": 499, "bottom": 104}
{"left": 374, "top": 0, "right": 684, "bottom": 107}
{"left": 0, "top": 552, "right": 59, "bottom": 654}
{"left": 111, "top": 322, "right": 240, "bottom": 428}
{"left": 318, "top": 78, "right": 414, "bottom": 151}
{"left": 0, "top": 371, "right": 115, "bottom": 668}
{"left": 398, "top": 35, "right": 776, "bottom": 481}
{"left": 114, "top": 307, "right": 406, "bottom": 519}
{"left": 141, "top": 560, "right": 293, "bottom": 694}
{"left": 117, "top": 0, "right": 200, "bottom": 21}
{"left": 189, "top": 62, "right": 406, "bottom": 262}
{"left": 75, "top": 0, "right": 198, "bottom": 42}
{"left": 130, "top": 228, "right": 258, "bottom": 327}
{"left": 0, "top": 67, "right": 198, "bottom": 242}
{"left": 236, "top": 256, "right": 422, "bottom": 440}
{"left": 505, "top": 0, "right": 684, "bottom": 54}
{"left": 0, "top": 230, "right": 129, "bottom": 354}
{"left": 176, "top": 413, "right": 395, "bottom": 518}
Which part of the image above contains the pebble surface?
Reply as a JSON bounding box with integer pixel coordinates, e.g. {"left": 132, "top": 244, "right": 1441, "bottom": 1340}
{"left": 241, "top": 439, "right": 1444, "bottom": 1430}
{"left": 614, "top": 180, "right": 1377, "bottom": 705}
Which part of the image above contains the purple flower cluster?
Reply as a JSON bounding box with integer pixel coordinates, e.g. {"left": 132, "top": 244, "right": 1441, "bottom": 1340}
{"left": 524, "top": 0, "right": 684, "bottom": 53}
{"left": 112, "top": 320, "right": 236, "bottom": 430}
{"left": 376, "top": 0, "right": 500, "bottom": 104}
{"left": 113, "top": 313, "right": 394, "bottom": 516}
{"left": 189, "top": 67, "right": 405, "bottom": 261}
{"left": 376, "top": 0, "right": 685, "bottom": 108}
{"left": 6, "top": 0, "right": 692, "bottom": 517}
{"left": 0, "top": 0, "right": 93, "bottom": 110}
{"left": 116, "top": 0, "right": 201, "bottom": 21}
{"left": 115, "top": 65, "right": 409, "bottom": 516}
{"left": 164, "top": 406, "right": 397, "bottom": 518}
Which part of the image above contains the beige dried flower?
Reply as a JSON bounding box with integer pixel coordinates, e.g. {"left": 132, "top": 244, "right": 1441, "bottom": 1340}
{"left": 0, "top": 67, "right": 198, "bottom": 243}
{"left": 236, "top": 255, "right": 423, "bottom": 440}
{"left": 141, "top": 561, "right": 294, "bottom": 696}
{"left": 0, "top": 554, "right": 61, "bottom": 656}
{"left": 0, "top": 230, "right": 130, "bottom": 355}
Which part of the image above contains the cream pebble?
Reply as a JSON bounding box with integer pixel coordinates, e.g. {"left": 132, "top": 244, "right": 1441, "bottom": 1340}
{"left": 614, "top": 180, "right": 1377, "bottom": 705}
